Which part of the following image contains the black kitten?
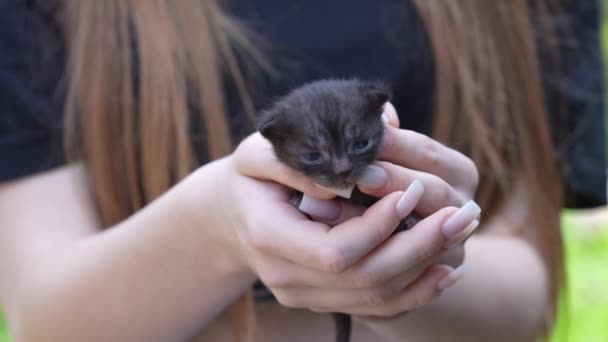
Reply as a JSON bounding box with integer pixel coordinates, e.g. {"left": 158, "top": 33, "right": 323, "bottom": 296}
{"left": 258, "top": 79, "right": 404, "bottom": 342}
{"left": 258, "top": 79, "right": 388, "bottom": 190}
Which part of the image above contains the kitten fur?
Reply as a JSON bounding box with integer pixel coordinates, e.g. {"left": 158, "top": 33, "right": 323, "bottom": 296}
{"left": 258, "top": 79, "right": 389, "bottom": 190}
{"left": 258, "top": 79, "right": 400, "bottom": 342}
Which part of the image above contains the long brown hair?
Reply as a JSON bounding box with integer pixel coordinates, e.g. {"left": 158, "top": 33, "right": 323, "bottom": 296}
{"left": 62, "top": 0, "right": 564, "bottom": 339}
{"left": 412, "top": 0, "right": 564, "bottom": 329}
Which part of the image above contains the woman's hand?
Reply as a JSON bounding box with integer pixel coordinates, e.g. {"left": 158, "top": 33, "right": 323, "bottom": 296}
{"left": 221, "top": 160, "right": 480, "bottom": 316}
{"left": 236, "top": 102, "right": 478, "bottom": 215}
{"left": 234, "top": 102, "right": 479, "bottom": 263}
{"left": 362, "top": 103, "right": 479, "bottom": 214}
{"left": 227, "top": 103, "right": 481, "bottom": 317}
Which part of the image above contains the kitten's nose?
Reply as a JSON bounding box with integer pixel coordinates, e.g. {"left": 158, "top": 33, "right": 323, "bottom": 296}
{"left": 333, "top": 157, "right": 352, "bottom": 178}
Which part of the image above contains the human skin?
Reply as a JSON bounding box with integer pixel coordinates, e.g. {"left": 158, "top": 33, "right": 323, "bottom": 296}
{"left": 0, "top": 104, "right": 546, "bottom": 342}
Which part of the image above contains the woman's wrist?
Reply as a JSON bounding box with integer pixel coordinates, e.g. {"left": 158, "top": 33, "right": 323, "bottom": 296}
{"left": 176, "top": 156, "right": 255, "bottom": 278}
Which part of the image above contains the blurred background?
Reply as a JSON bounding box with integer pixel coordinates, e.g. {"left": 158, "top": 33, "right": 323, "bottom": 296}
{"left": 1, "top": 4, "right": 608, "bottom": 342}
{"left": 546, "top": 2, "right": 608, "bottom": 341}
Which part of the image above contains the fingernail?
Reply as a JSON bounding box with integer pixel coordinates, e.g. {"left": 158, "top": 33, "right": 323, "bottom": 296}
{"left": 395, "top": 180, "right": 424, "bottom": 219}
{"left": 445, "top": 219, "right": 479, "bottom": 248}
{"left": 437, "top": 265, "right": 466, "bottom": 291}
{"left": 381, "top": 112, "right": 389, "bottom": 124}
{"left": 441, "top": 201, "right": 481, "bottom": 240}
{"left": 357, "top": 165, "right": 389, "bottom": 189}
{"left": 298, "top": 194, "right": 341, "bottom": 221}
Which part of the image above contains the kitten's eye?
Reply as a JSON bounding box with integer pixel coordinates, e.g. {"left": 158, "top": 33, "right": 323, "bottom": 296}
{"left": 301, "top": 152, "right": 323, "bottom": 163}
{"left": 352, "top": 140, "right": 369, "bottom": 151}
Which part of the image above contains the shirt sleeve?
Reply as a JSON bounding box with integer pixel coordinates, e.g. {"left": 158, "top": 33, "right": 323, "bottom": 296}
{"left": 0, "top": 0, "right": 67, "bottom": 182}
{"left": 540, "top": 0, "right": 607, "bottom": 208}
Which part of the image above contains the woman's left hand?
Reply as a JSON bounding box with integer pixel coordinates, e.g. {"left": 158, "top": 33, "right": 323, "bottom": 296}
{"left": 366, "top": 102, "right": 478, "bottom": 215}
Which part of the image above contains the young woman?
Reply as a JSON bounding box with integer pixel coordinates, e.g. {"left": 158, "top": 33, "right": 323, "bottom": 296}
{"left": 0, "top": 1, "right": 605, "bottom": 341}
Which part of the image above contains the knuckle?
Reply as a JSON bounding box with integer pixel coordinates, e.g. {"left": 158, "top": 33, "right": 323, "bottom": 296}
{"left": 467, "top": 160, "right": 480, "bottom": 190}
{"left": 454, "top": 157, "right": 479, "bottom": 199}
{"left": 437, "top": 246, "right": 466, "bottom": 267}
{"left": 259, "top": 269, "right": 292, "bottom": 289}
{"left": 319, "top": 246, "right": 347, "bottom": 273}
{"left": 379, "top": 282, "right": 403, "bottom": 301}
{"left": 411, "top": 295, "right": 426, "bottom": 309}
{"left": 248, "top": 226, "right": 273, "bottom": 251}
{"left": 452, "top": 247, "right": 465, "bottom": 266}
{"left": 274, "top": 291, "right": 300, "bottom": 308}
{"left": 234, "top": 136, "right": 256, "bottom": 166}
{"left": 439, "top": 185, "right": 454, "bottom": 205}
{"left": 423, "top": 149, "right": 441, "bottom": 169}
{"left": 382, "top": 129, "right": 396, "bottom": 155}
{"left": 411, "top": 291, "right": 434, "bottom": 309}
{"left": 420, "top": 137, "right": 442, "bottom": 167}
{"left": 364, "top": 289, "right": 388, "bottom": 306}
{"left": 233, "top": 146, "right": 246, "bottom": 167}
{"left": 408, "top": 284, "right": 440, "bottom": 310}
{"left": 413, "top": 243, "right": 434, "bottom": 263}
{"left": 354, "top": 271, "right": 383, "bottom": 289}
{"left": 367, "top": 221, "right": 390, "bottom": 248}
{"left": 430, "top": 176, "right": 456, "bottom": 206}
{"left": 372, "top": 306, "right": 400, "bottom": 318}
{"left": 249, "top": 222, "right": 276, "bottom": 252}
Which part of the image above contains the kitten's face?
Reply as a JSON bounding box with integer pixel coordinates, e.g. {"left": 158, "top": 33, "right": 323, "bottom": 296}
{"left": 258, "top": 80, "right": 389, "bottom": 188}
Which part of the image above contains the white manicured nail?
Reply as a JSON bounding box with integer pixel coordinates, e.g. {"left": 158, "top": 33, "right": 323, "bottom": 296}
{"left": 445, "top": 219, "right": 480, "bottom": 248}
{"left": 441, "top": 201, "right": 481, "bottom": 239}
{"left": 396, "top": 180, "right": 424, "bottom": 219}
{"left": 357, "top": 165, "right": 389, "bottom": 189}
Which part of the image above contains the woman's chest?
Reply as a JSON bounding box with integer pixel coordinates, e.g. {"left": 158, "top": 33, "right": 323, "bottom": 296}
{"left": 193, "top": 301, "right": 390, "bottom": 342}
{"left": 223, "top": 0, "right": 435, "bottom": 144}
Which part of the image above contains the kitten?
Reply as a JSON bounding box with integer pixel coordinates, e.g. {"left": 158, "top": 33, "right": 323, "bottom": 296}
{"left": 258, "top": 79, "right": 388, "bottom": 190}
{"left": 257, "top": 79, "right": 420, "bottom": 342}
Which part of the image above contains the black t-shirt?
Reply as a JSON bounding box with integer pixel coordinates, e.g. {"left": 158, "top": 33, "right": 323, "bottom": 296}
{"left": 0, "top": 0, "right": 606, "bottom": 208}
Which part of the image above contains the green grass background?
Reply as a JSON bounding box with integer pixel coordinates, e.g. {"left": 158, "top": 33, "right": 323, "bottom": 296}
{"left": 1, "top": 5, "right": 608, "bottom": 342}
{"left": 550, "top": 212, "right": 608, "bottom": 342}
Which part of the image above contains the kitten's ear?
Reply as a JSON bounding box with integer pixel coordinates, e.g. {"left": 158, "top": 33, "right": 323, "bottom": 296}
{"left": 257, "top": 108, "right": 285, "bottom": 142}
{"left": 361, "top": 82, "right": 391, "bottom": 113}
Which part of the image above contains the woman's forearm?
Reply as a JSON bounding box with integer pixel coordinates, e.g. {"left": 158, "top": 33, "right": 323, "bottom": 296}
{"left": 360, "top": 234, "right": 548, "bottom": 342}
{"left": 8, "top": 159, "right": 256, "bottom": 342}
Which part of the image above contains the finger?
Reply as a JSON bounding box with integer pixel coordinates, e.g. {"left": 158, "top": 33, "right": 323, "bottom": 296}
{"left": 255, "top": 238, "right": 429, "bottom": 291}
{"left": 435, "top": 245, "right": 465, "bottom": 269}
{"left": 262, "top": 208, "right": 466, "bottom": 290}
{"left": 248, "top": 175, "right": 431, "bottom": 274}
{"left": 358, "top": 162, "right": 465, "bottom": 215}
{"left": 323, "top": 186, "right": 423, "bottom": 273}
{"left": 235, "top": 133, "right": 336, "bottom": 200}
{"left": 259, "top": 195, "right": 457, "bottom": 291}
{"left": 333, "top": 265, "right": 452, "bottom": 317}
{"left": 343, "top": 201, "right": 478, "bottom": 287}
{"left": 444, "top": 219, "right": 479, "bottom": 248}
{"left": 382, "top": 102, "right": 400, "bottom": 128}
{"left": 350, "top": 207, "right": 457, "bottom": 286}
{"left": 297, "top": 195, "right": 342, "bottom": 222}
{"left": 298, "top": 196, "right": 366, "bottom": 226}
{"left": 238, "top": 177, "right": 336, "bottom": 268}
{"left": 249, "top": 190, "right": 408, "bottom": 274}
{"left": 309, "top": 200, "right": 367, "bottom": 226}
{"left": 379, "top": 128, "right": 479, "bottom": 195}
{"left": 272, "top": 261, "right": 430, "bottom": 310}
